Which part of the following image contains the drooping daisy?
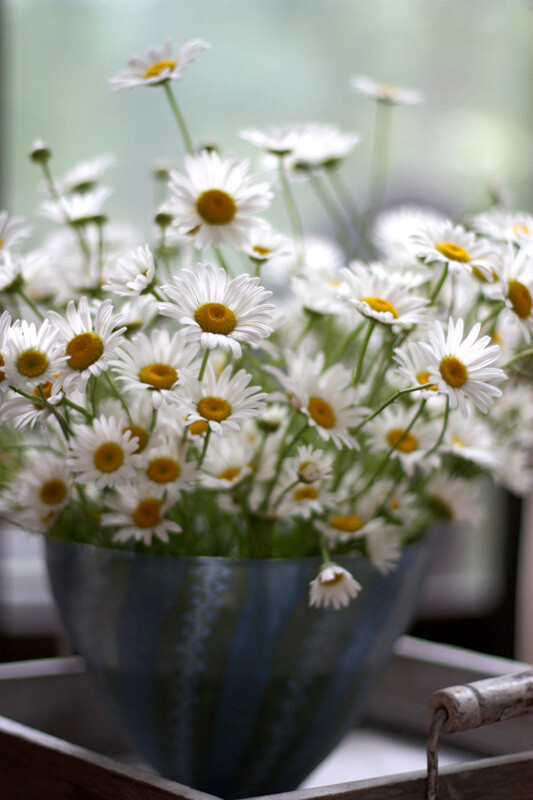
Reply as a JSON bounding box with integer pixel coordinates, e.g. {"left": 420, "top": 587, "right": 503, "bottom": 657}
{"left": 365, "top": 406, "right": 441, "bottom": 476}
{"left": 339, "top": 262, "right": 429, "bottom": 329}
{"left": 350, "top": 75, "right": 425, "bottom": 105}
{"left": 309, "top": 563, "right": 361, "bottom": 609}
{"left": 365, "top": 527, "right": 403, "bottom": 574}
{"left": 488, "top": 245, "right": 533, "bottom": 340}
{"left": 291, "top": 267, "right": 350, "bottom": 317}
{"left": 159, "top": 262, "right": 275, "bottom": 357}
{"left": 67, "top": 415, "right": 142, "bottom": 489}
{"left": 239, "top": 124, "right": 308, "bottom": 157}
{"left": 101, "top": 483, "right": 182, "bottom": 545}
{"left": 0, "top": 380, "right": 63, "bottom": 429}
{"left": 419, "top": 318, "right": 506, "bottom": 415}
{"left": 177, "top": 363, "right": 267, "bottom": 435}
{"left": 2, "top": 319, "right": 67, "bottom": 390}
{"left": 109, "top": 38, "right": 210, "bottom": 90}
{"left": 111, "top": 328, "right": 199, "bottom": 409}
{"left": 0, "top": 211, "right": 32, "bottom": 252}
{"left": 48, "top": 297, "right": 126, "bottom": 392}
{"left": 103, "top": 245, "right": 156, "bottom": 297}
{"left": 410, "top": 221, "right": 496, "bottom": 280}
{"left": 58, "top": 155, "right": 115, "bottom": 195}
{"left": 242, "top": 226, "right": 293, "bottom": 264}
{"left": 168, "top": 151, "right": 272, "bottom": 249}
{"left": 40, "top": 187, "right": 112, "bottom": 227}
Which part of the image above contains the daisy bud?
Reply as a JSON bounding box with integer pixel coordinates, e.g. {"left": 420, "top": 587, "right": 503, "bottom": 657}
{"left": 154, "top": 205, "right": 174, "bottom": 228}
{"left": 309, "top": 564, "right": 361, "bottom": 610}
{"left": 199, "top": 139, "right": 220, "bottom": 154}
{"left": 29, "top": 140, "right": 52, "bottom": 164}
{"left": 152, "top": 159, "right": 173, "bottom": 181}
{"left": 257, "top": 405, "right": 286, "bottom": 433}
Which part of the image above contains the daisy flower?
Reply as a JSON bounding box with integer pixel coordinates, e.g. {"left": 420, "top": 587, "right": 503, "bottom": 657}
{"left": 168, "top": 151, "right": 272, "bottom": 249}
{"left": 424, "top": 472, "right": 484, "bottom": 527}
{"left": 101, "top": 483, "right": 182, "bottom": 545}
{"left": 2, "top": 319, "right": 67, "bottom": 390}
{"left": 0, "top": 251, "right": 23, "bottom": 292}
{"left": 10, "top": 454, "right": 71, "bottom": 515}
{"left": 350, "top": 75, "right": 425, "bottom": 105}
{"left": 365, "top": 406, "right": 441, "bottom": 476}
{"left": 284, "top": 443, "right": 334, "bottom": 485}
{"left": 372, "top": 204, "right": 446, "bottom": 261}
{"left": 0, "top": 211, "right": 32, "bottom": 252}
{"left": 471, "top": 209, "right": 533, "bottom": 248}
{"left": 410, "top": 221, "right": 496, "bottom": 280}
{"left": 286, "top": 123, "right": 361, "bottom": 171}
{"left": 103, "top": 245, "right": 156, "bottom": 297}
{"left": 339, "top": 262, "right": 429, "bottom": 329}
{"left": 109, "top": 38, "right": 210, "bottom": 90}
{"left": 177, "top": 363, "right": 267, "bottom": 435}
{"left": 67, "top": 415, "right": 142, "bottom": 489}
{"left": 242, "top": 226, "right": 293, "bottom": 263}
{"left": 314, "top": 507, "right": 385, "bottom": 546}
{"left": 201, "top": 433, "right": 255, "bottom": 490}
{"left": 159, "top": 262, "right": 274, "bottom": 358}
{"left": 275, "top": 473, "right": 334, "bottom": 520}
{"left": 393, "top": 340, "right": 442, "bottom": 399}
{"left": 488, "top": 245, "right": 533, "bottom": 339}
{"left": 40, "top": 187, "right": 112, "bottom": 226}
{"left": 111, "top": 328, "right": 199, "bottom": 409}
{"left": 141, "top": 436, "right": 197, "bottom": 493}
{"left": 58, "top": 155, "right": 115, "bottom": 195}
{"left": 442, "top": 414, "right": 499, "bottom": 470}
{"left": 291, "top": 267, "right": 350, "bottom": 317}
{"left": 239, "top": 124, "right": 308, "bottom": 156}
{"left": 309, "top": 564, "right": 361, "bottom": 610}
{"left": 48, "top": 297, "right": 126, "bottom": 392}
{"left": 419, "top": 318, "right": 506, "bottom": 415}
{"left": 0, "top": 379, "right": 62, "bottom": 429}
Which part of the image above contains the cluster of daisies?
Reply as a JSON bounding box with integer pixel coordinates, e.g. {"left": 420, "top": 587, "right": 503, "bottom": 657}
{"left": 0, "top": 38, "right": 532, "bottom": 611}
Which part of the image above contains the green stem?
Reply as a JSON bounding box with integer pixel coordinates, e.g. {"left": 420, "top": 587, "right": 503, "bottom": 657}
{"left": 480, "top": 301, "right": 505, "bottom": 329}
{"left": 429, "top": 262, "right": 449, "bottom": 303}
{"left": 104, "top": 372, "right": 132, "bottom": 424}
{"left": 40, "top": 161, "right": 91, "bottom": 262}
{"left": 327, "top": 168, "right": 374, "bottom": 259}
{"left": 368, "top": 99, "right": 393, "bottom": 218}
{"left": 197, "top": 427, "right": 212, "bottom": 468}
{"left": 64, "top": 398, "right": 92, "bottom": 421}
{"left": 426, "top": 395, "right": 450, "bottom": 457}
{"left": 309, "top": 173, "right": 352, "bottom": 252}
{"left": 198, "top": 349, "right": 210, "bottom": 381}
{"left": 10, "top": 385, "right": 72, "bottom": 440}
{"left": 351, "top": 383, "right": 432, "bottom": 438}
{"left": 260, "top": 417, "right": 308, "bottom": 513}
{"left": 504, "top": 348, "right": 533, "bottom": 370}
{"left": 353, "top": 320, "right": 376, "bottom": 385}
{"left": 150, "top": 285, "right": 165, "bottom": 302}
{"left": 163, "top": 82, "right": 194, "bottom": 155}
{"left": 350, "top": 398, "right": 427, "bottom": 502}
{"left": 213, "top": 246, "right": 233, "bottom": 276}
{"left": 17, "top": 288, "right": 44, "bottom": 321}
{"left": 278, "top": 157, "right": 304, "bottom": 264}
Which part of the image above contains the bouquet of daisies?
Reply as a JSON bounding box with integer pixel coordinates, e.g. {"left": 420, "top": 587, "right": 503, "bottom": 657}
{"left": 0, "top": 38, "right": 531, "bottom": 611}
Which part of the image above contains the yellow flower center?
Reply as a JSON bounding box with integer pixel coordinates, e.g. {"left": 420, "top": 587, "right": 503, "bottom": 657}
{"left": 252, "top": 245, "right": 271, "bottom": 257}
{"left": 308, "top": 397, "right": 336, "bottom": 429}
{"left": 512, "top": 224, "right": 530, "bottom": 236}
{"left": 147, "top": 457, "right": 181, "bottom": 483}
{"left": 440, "top": 356, "right": 468, "bottom": 388}
{"left": 218, "top": 467, "right": 242, "bottom": 482}
{"left": 435, "top": 242, "right": 471, "bottom": 262}
{"left": 40, "top": 479, "right": 68, "bottom": 505}
{"left": 139, "top": 363, "right": 178, "bottom": 390}
{"left": 93, "top": 442, "right": 124, "bottom": 473}
{"left": 196, "top": 189, "right": 237, "bottom": 225}
{"left": 362, "top": 296, "right": 398, "bottom": 318}
{"left": 123, "top": 425, "right": 149, "bottom": 453}
{"left": 417, "top": 371, "right": 438, "bottom": 391}
{"left": 387, "top": 428, "right": 419, "bottom": 453}
{"left": 321, "top": 571, "right": 345, "bottom": 586}
{"left": 293, "top": 486, "right": 319, "bottom": 502}
{"left": 17, "top": 349, "right": 49, "bottom": 378}
{"left": 194, "top": 303, "right": 237, "bottom": 335}
{"left": 143, "top": 59, "right": 177, "bottom": 79}
{"left": 451, "top": 434, "right": 466, "bottom": 448}
{"left": 0, "top": 238, "right": 4, "bottom": 249}
{"left": 330, "top": 514, "right": 364, "bottom": 533}
{"left": 472, "top": 266, "right": 493, "bottom": 283}
{"left": 508, "top": 280, "right": 532, "bottom": 319}
{"left": 197, "top": 396, "right": 232, "bottom": 422}
{"left": 188, "top": 419, "right": 209, "bottom": 435}
{"left": 66, "top": 332, "right": 104, "bottom": 371}
{"left": 133, "top": 498, "right": 163, "bottom": 528}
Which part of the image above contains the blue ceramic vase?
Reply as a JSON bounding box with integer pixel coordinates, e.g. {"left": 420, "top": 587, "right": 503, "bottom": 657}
{"left": 45, "top": 539, "right": 429, "bottom": 798}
